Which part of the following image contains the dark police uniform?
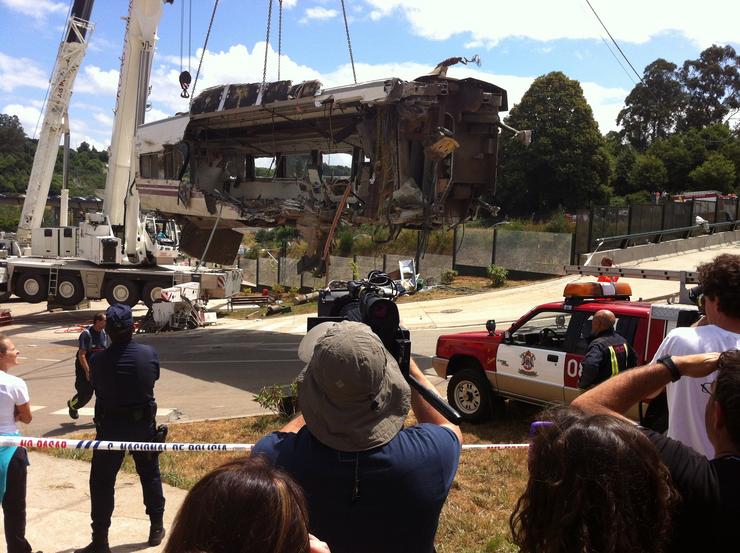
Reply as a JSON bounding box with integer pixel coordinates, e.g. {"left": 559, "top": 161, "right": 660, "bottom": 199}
{"left": 578, "top": 329, "right": 637, "bottom": 389}
{"left": 87, "top": 333, "right": 165, "bottom": 543}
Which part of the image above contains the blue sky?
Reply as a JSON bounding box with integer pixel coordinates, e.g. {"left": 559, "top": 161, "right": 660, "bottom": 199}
{"left": 0, "top": 0, "right": 738, "bottom": 150}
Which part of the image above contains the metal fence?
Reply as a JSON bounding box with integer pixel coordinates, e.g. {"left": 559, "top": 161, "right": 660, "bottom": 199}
{"left": 575, "top": 197, "right": 740, "bottom": 256}
{"left": 238, "top": 226, "right": 576, "bottom": 290}
{"left": 494, "top": 229, "right": 573, "bottom": 275}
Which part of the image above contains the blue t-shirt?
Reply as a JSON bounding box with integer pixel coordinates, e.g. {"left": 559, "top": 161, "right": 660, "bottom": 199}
{"left": 79, "top": 326, "right": 109, "bottom": 355}
{"left": 252, "top": 424, "right": 461, "bottom": 553}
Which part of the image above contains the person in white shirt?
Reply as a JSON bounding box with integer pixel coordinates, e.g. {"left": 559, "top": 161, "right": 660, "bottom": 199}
{"left": 0, "top": 333, "right": 39, "bottom": 553}
{"left": 651, "top": 254, "right": 740, "bottom": 457}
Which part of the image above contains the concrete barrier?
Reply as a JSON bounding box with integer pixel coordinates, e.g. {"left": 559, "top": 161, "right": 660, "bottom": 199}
{"left": 580, "top": 229, "right": 740, "bottom": 265}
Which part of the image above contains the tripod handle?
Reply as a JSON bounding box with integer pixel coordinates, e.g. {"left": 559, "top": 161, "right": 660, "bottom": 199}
{"left": 407, "top": 374, "right": 462, "bottom": 425}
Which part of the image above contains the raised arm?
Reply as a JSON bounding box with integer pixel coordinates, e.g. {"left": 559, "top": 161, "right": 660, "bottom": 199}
{"left": 573, "top": 353, "right": 720, "bottom": 420}
{"left": 409, "top": 358, "right": 462, "bottom": 443}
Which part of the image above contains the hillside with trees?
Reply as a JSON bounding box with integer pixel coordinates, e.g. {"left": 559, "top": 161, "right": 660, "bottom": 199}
{"left": 0, "top": 113, "right": 108, "bottom": 197}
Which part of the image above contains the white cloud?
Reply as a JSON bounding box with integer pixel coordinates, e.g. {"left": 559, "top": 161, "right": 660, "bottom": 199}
{"left": 2, "top": 103, "right": 41, "bottom": 137}
{"left": 0, "top": 52, "right": 48, "bottom": 92}
{"left": 302, "top": 7, "right": 338, "bottom": 22}
{"left": 74, "top": 66, "right": 119, "bottom": 95}
{"left": 67, "top": 41, "right": 627, "bottom": 150}
{"left": 0, "top": 0, "right": 66, "bottom": 19}
{"left": 362, "top": 0, "right": 740, "bottom": 47}
{"left": 147, "top": 43, "right": 321, "bottom": 117}
{"left": 92, "top": 111, "right": 113, "bottom": 127}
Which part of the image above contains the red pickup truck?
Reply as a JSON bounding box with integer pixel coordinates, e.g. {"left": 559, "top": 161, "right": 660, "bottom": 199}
{"left": 433, "top": 281, "right": 698, "bottom": 422}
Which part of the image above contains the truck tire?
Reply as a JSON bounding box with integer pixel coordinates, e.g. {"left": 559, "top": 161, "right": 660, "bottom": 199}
{"left": 16, "top": 273, "right": 48, "bottom": 303}
{"left": 104, "top": 278, "right": 140, "bottom": 307}
{"left": 0, "top": 290, "right": 11, "bottom": 302}
{"left": 447, "top": 368, "right": 493, "bottom": 423}
{"left": 55, "top": 275, "right": 85, "bottom": 306}
{"left": 142, "top": 281, "right": 168, "bottom": 308}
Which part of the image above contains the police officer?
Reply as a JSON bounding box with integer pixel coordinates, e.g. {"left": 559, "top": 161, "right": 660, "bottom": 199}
{"left": 578, "top": 309, "right": 637, "bottom": 389}
{"left": 67, "top": 313, "right": 109, "bottom": 419}
{"left": 74, "top": 304, "right": 165, "bottom": 553}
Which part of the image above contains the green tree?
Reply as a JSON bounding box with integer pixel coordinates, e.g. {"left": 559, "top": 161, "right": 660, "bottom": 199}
{"left": 689, "top": 153, "right": 736, "bottom": 192}
{"left": 0, "top": 114, "right": 26, "bottom": 154}
{"left": 679, "top": 45, "right": 740, "bottom": 130}
{"left": 628, "top": 154, "right": 668, "bottom": 193}
{"left": 646, "top": 135, "right": 693, "bottom": 192}
{"left": 497, "top": 72, "right": 610, "bottom": 217}
{"left": 617, "top": 59, "right": 686, "bottom": 149}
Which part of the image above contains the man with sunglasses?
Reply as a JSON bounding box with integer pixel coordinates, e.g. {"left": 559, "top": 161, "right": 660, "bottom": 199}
{"left": 650, "top": 253, "right": 740, "bottom": 457}
{"left": 573, "top": 350, "right": 740, "bottom": 553}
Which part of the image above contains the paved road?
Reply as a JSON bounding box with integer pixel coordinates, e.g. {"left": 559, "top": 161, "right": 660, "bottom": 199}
{"left": 7, "top": 243, "right": 737, "bottom": 438}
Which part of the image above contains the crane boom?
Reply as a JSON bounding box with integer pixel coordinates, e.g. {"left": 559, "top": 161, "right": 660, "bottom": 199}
{"left": 17, "top": 0, "right": 95, "bottom": 246}
{"left": 103, "top": 0, "right": 172, "bottom": 263}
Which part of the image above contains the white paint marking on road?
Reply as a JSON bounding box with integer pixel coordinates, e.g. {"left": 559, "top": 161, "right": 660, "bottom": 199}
{"left": 161, "top": 359, "right": 300, "bottom": 364}
{"left": 30, "top": 405, "right": 45, "bottom": 412}
{"left": 18, "top": 357, "right": 62, "bottom": 362}
{"left": 49, "top": 407, "right": 175, "bottom": 417}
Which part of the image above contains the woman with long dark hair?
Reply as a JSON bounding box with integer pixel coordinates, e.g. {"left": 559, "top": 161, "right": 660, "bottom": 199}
{"left": 164, "top": 455, "right": 329, "bottom": 553}
{"left": 510, "top": 408, "right": 679, "bottom": 553}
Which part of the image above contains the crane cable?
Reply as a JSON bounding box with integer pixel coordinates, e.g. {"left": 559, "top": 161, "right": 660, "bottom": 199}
{"left": 261, "top": 0, "right": 273, "bottom": 91}
{"left": 340, "top": 0, "right": 357, "bottom": 84}
{"left": 177, "top": 0, "right": 193, "bottom": 97}
{"left": 189, "top": 0, "right": 220, "bottom": 103}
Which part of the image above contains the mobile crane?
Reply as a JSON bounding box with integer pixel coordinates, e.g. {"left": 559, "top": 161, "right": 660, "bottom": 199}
{"left": 1, "top": 0, "right": 241, "bottom": 308}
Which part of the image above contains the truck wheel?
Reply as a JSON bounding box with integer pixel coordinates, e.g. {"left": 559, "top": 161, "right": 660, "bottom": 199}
{"left": 104, "top": 278, "right": 140, "bottom": 307}
{"left": 447, "top": 368, "right": 493, "bottom": 423}
{"left": 16, "top": 273, "right": 48, "bottom": 303}
{"left": 142, "top": 281, "right": 168, "bottom": 308}
{"left": 55, "top": 275, "right": 85, "bottom": 306}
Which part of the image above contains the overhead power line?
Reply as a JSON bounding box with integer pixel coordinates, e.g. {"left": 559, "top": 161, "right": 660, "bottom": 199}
{"left": 585, "top": 0, "right": 645, "bottom": 86}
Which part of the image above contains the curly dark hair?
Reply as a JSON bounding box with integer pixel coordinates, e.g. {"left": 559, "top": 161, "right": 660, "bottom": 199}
{"left": 698, "top": 254, "right": 740, "bottom": 319}
{"left": 163, "top": 455, "right": 310, "bottom": 553}
{"left": 715, "top": 349, "right": 740, "bottom": 447}
{"left": 510, "top": 407, "right": 679, "bottom": 553}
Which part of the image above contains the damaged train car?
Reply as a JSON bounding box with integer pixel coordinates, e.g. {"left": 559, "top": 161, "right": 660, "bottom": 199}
{"left": 136, "top": 65, "right": 517, "bottom": 274}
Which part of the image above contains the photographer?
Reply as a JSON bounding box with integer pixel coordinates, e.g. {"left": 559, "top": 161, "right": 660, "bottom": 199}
{"left": 252, "top": 321, "right": 462, "bottom": 553}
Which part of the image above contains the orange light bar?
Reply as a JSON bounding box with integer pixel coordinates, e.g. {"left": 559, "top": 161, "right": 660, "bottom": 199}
{"left": 564, "top": 281, "right": 632, "bottom": 298}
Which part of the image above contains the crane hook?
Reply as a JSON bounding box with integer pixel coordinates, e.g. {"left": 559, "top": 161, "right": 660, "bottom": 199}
{"left": 179, "top": 70, "right": 192, "bottom": 98}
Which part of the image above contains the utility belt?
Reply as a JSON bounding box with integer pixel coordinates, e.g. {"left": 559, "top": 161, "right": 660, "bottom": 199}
{"left": 95, "top": 401, "right": 157, "bottom": 424}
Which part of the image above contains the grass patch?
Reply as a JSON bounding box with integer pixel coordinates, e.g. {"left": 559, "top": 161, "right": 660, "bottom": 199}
{"left": 47, "top": 403, "right": 537, "bottom": 552}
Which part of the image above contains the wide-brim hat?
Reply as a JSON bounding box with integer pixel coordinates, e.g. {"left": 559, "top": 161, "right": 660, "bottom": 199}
{"left": 297, "top": 321, "right": 411, "bottom": 452}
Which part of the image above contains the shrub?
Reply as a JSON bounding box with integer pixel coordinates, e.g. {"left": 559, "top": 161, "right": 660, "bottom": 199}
{"left": 441, "top": 269, "right": 458, "bottom": 285}
{"left": 336, "top": 229, "right": 354, "bottom": 255}
{"left": 544, "top": 213, "right": 575, "bottom": 233}
{"left": 487, "top": 264, "right": 508, "bottom": 287}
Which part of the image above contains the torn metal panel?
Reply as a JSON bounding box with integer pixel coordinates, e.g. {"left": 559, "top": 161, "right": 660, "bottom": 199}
{"left": 177, "top": 221, "right": 243, "bottom": 265}
{"left": 135, "top": 61, "right": 509, "bottom": 274}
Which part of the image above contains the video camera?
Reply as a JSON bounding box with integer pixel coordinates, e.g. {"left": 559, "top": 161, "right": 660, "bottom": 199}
{"left": 307, "top": 271, "right": 461, "bottom": 424}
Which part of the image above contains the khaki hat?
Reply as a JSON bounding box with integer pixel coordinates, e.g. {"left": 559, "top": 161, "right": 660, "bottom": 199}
{"left": 298, "top": 321, "right": 411, "bottom": 452}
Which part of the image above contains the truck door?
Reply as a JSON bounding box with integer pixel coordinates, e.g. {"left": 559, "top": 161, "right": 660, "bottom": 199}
{"left": 495, "top": 310, "right": 572, "bottom": 404}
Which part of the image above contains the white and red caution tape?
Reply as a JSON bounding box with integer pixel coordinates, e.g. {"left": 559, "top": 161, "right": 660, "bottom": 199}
{"left": 1, "top": 436, "right": 530, "bottom": 452}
